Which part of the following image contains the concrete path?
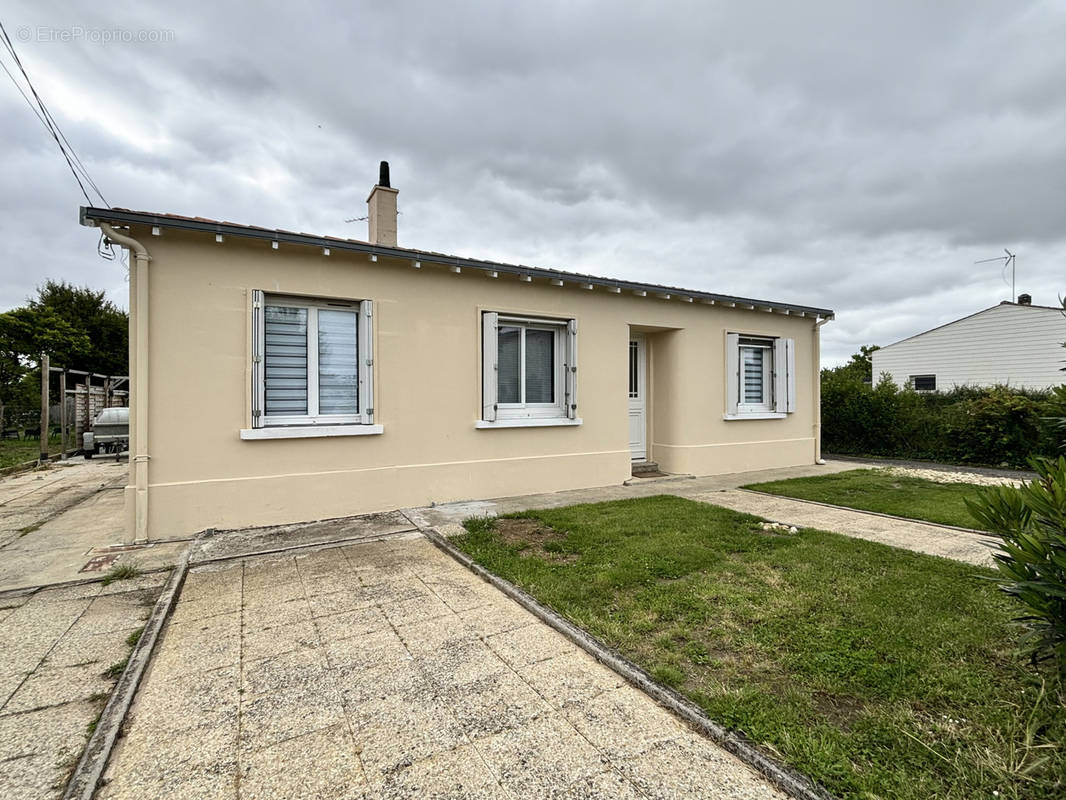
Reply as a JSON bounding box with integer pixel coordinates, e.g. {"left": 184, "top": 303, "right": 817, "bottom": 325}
{"left": 413, "top": 459, "right": 998, "bottom": 567}
{"left": 0, "top": 573, "right": 168, "bottom": 800}
{"left": 694, "top": 490, "right": 997, "bottom": 567}
{"left": 99, "top": 535, "right": 785, "bottom": 800}
{"left": 0, "top": 459, "right": 185, "bottom": 592}
{"left": 409, "top": 461, "right": 858, "bottom": 528}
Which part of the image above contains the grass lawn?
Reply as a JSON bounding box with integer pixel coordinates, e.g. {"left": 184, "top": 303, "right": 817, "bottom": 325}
{"left": 0, "top": 437, "right": 61, "bottom": 469}
{"left": 455, "top": 496, "right": 1064, "bottom": 800}
{"left": 743, "top": 468, "right": 995, "bottom": 531}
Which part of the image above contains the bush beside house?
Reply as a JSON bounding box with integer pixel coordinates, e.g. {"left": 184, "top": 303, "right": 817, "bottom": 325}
{"left": 821, "top": 347, "right": 1064, "bottom": 468}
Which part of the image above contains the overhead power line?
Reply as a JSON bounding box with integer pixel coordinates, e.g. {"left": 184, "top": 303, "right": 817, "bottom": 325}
{"left": 0, "top": 18, "right": 109, "bottom": 208}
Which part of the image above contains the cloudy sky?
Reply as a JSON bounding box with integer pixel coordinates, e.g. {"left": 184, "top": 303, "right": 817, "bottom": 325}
{"left": 2, "top": 1, "right": 1063, "bottom": 365}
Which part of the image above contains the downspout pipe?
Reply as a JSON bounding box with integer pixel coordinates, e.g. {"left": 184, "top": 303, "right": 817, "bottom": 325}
{"left": 813, "top": 315, "right": 833, "bottom": 465}
{"left": 98, "top": 223, "right": 152, "bottom": 542}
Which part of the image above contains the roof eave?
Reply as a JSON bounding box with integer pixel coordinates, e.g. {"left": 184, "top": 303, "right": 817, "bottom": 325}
{"left": 80, "top": 206, "right": 835, "bottom": 319}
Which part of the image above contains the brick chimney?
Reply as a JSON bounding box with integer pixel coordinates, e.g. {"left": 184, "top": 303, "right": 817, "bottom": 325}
{"left": 367, "top": 161, "right": 397, "bottom": 247}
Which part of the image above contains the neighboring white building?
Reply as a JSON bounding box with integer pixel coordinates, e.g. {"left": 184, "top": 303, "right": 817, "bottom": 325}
{"left": 872, "top": 298, "right": 1066, "bottom": 391}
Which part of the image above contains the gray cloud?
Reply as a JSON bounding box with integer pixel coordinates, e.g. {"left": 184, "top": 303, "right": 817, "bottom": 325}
{"left": 1, "top": 0, "right": 1064, "bottom": 366}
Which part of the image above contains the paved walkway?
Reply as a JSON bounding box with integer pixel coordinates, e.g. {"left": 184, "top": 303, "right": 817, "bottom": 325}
{"left": 413, "top": 459, "right": 997, "bottom": 567}
{"left": 98, "top": 535, "right": 785, "bottom": 799}
{"left": 0, "top": 573, "right": 167, "bottom": 800}
{"left": 694, "top": 490, "right": 997, "bottom": 567}
{"left": 0, "top": 459, "right": 185, "bottom": 592}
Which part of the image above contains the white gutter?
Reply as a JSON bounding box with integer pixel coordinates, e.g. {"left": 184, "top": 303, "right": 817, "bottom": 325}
{"left": 98, "top": 223, "right": 152, "bottom": 542}
{"left": 813, "top": 316, "right": 833, "bottom": 464}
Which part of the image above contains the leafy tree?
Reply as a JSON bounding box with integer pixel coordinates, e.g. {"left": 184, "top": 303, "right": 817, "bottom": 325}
{"left": 822, "top": 344, "right": 880, "bottom": 384}
{"left": 27, "top": 280, "right": 127, "bottom": 375}
{"left": 0, "top": 280, "right": 127, "bottom": 430}
{"left": 0, "top": 307, "right": 92, "bottom": 368}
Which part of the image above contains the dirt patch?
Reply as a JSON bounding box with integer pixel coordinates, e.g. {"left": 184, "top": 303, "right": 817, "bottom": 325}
{"left": 811, "top": 690, "right": 866, "bottom": 728}
{"left": 495, "top": 518, "right": 578, "bottom": 564}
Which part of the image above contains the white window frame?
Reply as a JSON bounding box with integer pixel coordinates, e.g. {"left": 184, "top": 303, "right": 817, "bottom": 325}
{"left": 738, "top": 337, "right": 774, "bottom": 413}
{"left": 910, "top": 374, "right": 936, "bottom": 392}
{"left": 244, "top": 290, "right": 379, "bottom": 437}
{"left": 725, "top": 332, "right": 795, "bottom": 420}
{"left": 479, "top": 312, "right": 580, "bottom": 428}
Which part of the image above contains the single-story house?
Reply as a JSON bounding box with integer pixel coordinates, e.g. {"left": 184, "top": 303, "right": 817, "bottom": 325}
{"left": 872, "top": 297, "right": 1066, "bottom": 392}
{"left": 81, "top": 165, "right": 834, "bottom": 542}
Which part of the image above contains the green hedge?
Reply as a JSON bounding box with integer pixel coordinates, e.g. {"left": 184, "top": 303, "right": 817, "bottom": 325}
{"left": 821, "top": 373, "right": 1066, "bottom": 468}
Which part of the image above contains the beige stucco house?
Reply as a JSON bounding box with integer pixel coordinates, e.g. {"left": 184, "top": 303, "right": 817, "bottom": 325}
{"left": 81, "top": 166, "right": 833, "bottom": 542}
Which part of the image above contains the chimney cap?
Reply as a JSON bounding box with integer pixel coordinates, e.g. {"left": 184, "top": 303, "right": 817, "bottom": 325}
{"left": 1017, "top": 293, "right": 1032, "bottom": 305}
{"left": 378, "top": 161, "right": 390, "bottom": 188}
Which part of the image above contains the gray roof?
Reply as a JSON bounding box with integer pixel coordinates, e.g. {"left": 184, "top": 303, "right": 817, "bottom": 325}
{"left": 80, "top": 206, "right": 834, "bottom": 319}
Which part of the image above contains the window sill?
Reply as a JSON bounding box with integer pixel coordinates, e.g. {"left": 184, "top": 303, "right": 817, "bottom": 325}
{"left": 240, "top": 424, "right": 384, "bottom": 440}
{"left": 476, "top": 418, "right": 583, "bottom": 429}
{"left": 723, "top": 412, "right": 788, "bottom": 421}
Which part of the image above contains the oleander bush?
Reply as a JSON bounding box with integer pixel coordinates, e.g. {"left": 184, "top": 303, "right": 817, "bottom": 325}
{"left": 967, "top": 456, "right": 1066, "bottom": 675}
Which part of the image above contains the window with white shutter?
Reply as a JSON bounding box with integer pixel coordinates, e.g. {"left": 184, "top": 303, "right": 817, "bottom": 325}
{"left": 246, "top": 293, "right": 379, "bottom": 436}
{"left": 479, "top": 312, "right": 580, "bottom": 428}
{"left": 725, "top": 332, "right": 795, "bottom": 419}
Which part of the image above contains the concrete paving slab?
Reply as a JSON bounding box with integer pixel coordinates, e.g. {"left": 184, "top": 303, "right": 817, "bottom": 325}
{"left": 517, "top": 649, "right": 624, "bottom": 709}
{"left": 101, "top": 535, "right": 786, "bottom": 799}
{"left": 701, "top": 489, "right": 997, "bottom": 566}
{"left": 0, "top": 576, "right": 166, "bottom": 800}
{"left": 372, "top": 741, "right": 509, "bottom": 799}
{"left": 4, "top": 662, "right": 113, "bottom": 714}
{"left": 189, "top": 510, "right": 417, "bottom": 564}
{"left": 0, "top": 460, "right": 186, "bottom": 592}
{"left": 0, "top": 700, "right": 99, "bottom": 800}
{"left": 238, "top": 722, "right": 366, "bottom": 799}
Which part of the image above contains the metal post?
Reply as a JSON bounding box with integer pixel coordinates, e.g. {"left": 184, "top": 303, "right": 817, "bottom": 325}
{"left": 39, "top": 354, "right": 49, "bottom": 463}
{"left": 60, "top": 370, "right": 68, "bottom": 458}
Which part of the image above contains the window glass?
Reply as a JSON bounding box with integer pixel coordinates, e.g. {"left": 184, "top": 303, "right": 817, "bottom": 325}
{"left": 264, "top": 305, "right": 308, "bottom": 415}
{"left": 497, "top": 326, "right": 521, "bottom": 403}
{"left": 318, "top": 309, "right": 358, "bottom": 414}
{"left": 912, "top": 375, "right": 936, "bottom": 391}
{"left": 741, "top": 346, "right": 764, "bottom": 404}
{"left": 629, "top": 341, "right": 638, "bottom": 398}
{"left": 524, "top": 328, "right": 555, "bottom": 403}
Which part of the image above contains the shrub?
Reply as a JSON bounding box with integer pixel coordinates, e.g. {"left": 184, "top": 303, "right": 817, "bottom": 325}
{"left": 966, "top": 456, "right": 1066, "bottom": 674}
{"left": 821, "top": 376, "right": 1059, "bottom": 467}
{"left": 942, "top": 387, "right": 1045, "bottom": 466}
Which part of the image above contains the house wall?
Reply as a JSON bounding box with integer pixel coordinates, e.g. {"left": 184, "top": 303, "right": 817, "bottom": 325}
{"left": 126, "top": 227, "right": 821, "bottom": 539}
{"left": 872, "top": 303, "right": 1066, "bottom": 391}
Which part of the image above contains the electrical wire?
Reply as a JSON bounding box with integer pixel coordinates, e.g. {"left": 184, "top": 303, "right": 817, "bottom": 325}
{"left": 0, "top": 18, "right": 109, "bottom": 208}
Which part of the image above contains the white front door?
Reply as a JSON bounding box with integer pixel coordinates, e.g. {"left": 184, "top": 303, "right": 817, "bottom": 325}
{"left": 628, "top": 335, "right": 646, "bottom": 461}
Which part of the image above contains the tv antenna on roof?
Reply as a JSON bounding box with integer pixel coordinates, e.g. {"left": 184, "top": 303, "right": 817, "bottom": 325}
{"left": 975, "top": 248, "right": 1016, "bottom": 301}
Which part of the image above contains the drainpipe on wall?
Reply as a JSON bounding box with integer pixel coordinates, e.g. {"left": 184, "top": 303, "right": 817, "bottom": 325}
{"left": 99, "top": 223, "right": 152, "bottom": 542}
{"left": 813, "top": 316, "right": 833, "bottom": 465}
